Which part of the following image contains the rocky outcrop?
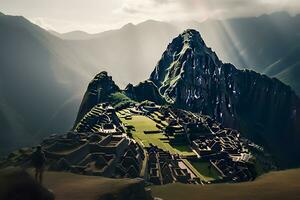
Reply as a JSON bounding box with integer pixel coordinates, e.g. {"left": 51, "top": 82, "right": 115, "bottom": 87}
{"left": 124, "top": 81, "right": 165, "bottom": 104}
{"left": 74, "top": 71, "right": 120, "bottom": 125}
{"left": 150, "top": 29, "right": 300, "bottom": 168}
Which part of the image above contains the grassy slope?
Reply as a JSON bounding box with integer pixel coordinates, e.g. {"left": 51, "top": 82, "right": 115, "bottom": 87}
{"left": 108, "top": 92, "right": 136, "bottom": 108}
{"left": 119, "top": 114, "right": 171, "bottom": 149}
{"left": 118, "top": 112, "right": 194, "bottom": 156}
{"left": 189, "top": 160, "right": 221, "bottom": 181}
{"left": 152, "top": 168, "right": 300, "bottom": 200}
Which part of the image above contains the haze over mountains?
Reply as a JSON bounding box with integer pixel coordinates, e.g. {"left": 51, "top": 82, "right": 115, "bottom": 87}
{"left": 0, "top": 11, "right": 299, "bottom": 155}
{"left": 0, "top": 14, "right": 91, "bottom": 154}
{"left": 51, "top": 11, "right": 300, "bottom": 94}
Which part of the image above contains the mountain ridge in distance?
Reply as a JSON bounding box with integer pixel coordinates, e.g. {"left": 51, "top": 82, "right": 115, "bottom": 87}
{"left": 48, "top": 12, "right": 300, "bottom": 95}
{"left": 0, "top": 13, "right": 94, "bottom": 155}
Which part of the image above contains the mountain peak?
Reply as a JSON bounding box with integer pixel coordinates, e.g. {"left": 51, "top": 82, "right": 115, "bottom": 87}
{"left": 150, "top": 29, "right": 221, "bottom": 95}
{"left": 89, "top": 71, "right": 120, "bottom": 92}
{"left": 122, "top": 22, "right": 135, "bottom": 29}
{"left": 74, "top": 71, "right": 120, "bottom": 124}
{"left": 181, "top": 29, "right": 201, "bottom": 37}
{"left": 181, "top": 29, "right": 205, "bottom": 44}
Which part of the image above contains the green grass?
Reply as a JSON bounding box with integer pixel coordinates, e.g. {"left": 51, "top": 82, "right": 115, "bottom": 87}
{"left": 182, "top": 159, "right": 204, "bottom": 179}
{"left": 190, "top": 160, "right": 222, "bottom": 181}
{"left": 171, "top": 145, "right": 194, "bottom": 155}
{"left": 108, "top": 92, "right": 136, "bottom": 109}
{"left": 150, "top": 112, "right": 168, "bottom": 127}
{"left": 118, "top": 112, "right": 194, "bottom": 156}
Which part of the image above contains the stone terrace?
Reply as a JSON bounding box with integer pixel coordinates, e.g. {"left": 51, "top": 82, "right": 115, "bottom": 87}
{"left": 40, "top": 131, "right": 145, "bottom": 179}
{"left": 146, "top": 146, "right": 200, "bottom": 185}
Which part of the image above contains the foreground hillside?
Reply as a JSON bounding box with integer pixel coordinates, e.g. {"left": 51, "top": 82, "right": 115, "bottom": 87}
{"left": 152, "top": 168, "right": 300, "bottom": 200}
{"left": 0, "top": 168, "right": 152, "bottom": 200}
{"left": 2, "top": 167, "right": 300, "bottom": 200}
{"left": 42, "top": 171, "right": 152, "bottom": 200}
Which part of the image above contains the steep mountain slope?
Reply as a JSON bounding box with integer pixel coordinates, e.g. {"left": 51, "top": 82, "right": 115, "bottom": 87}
{"left": 74, "top": 71, "right": 167, "bottom": 126}
{"left": 264, "top": 46, "right": 300, "bottom": 94}
{"left": 150, "top": 30, "right": 300, "bottom": 168}
{"left": 124, "top": 81, "right": 165, "bottom": 105}
{"left": 181, "top": 12, "right": 300, "bottom": 95}
{"left": 0, "top": 14, "right": 93, "bottom": 155}
{"left": 74, "top": 71, "right": 120, "bottom": 125}
{"left": 0, "top": 168, "right": 153, "bottom": 200}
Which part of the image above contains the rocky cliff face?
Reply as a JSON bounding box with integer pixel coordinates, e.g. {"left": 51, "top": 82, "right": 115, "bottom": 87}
{"left": 124, "top": 80, "right": 165, "bottom": 104}
{"left": 74, "top": 71, "right": 120, "bottom": 125}
{"left": 150, "top": 29, "right": 300, "bottom": 167}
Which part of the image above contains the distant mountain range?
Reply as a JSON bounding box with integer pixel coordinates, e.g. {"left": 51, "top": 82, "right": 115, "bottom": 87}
{"left": 0, "top": 11, "right": 299, "bottom": 155}
{"left": 51, "top": 11, "right": 300, "bottom": 95}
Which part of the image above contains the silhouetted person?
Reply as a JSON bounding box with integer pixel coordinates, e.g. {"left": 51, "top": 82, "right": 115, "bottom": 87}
{"left": 32, "top": 145, "right": 46, "bottom": 184}
{"left": 208, "top": 163, "right": 212, "bottom": 174}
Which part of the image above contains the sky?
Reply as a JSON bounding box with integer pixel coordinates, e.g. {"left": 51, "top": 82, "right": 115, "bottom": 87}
{"left": 1, "top": 0, "right": 300, "bottom": 33}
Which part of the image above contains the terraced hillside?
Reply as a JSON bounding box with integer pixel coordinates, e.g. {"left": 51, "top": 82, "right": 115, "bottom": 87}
{"left": 74, "top": 104, "right": 122, "bottom": 133}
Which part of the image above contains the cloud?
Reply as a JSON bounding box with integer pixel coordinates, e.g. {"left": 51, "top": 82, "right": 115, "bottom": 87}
{"left": 118, "top": 0, "right": 300, "bottom": 21}
{"left": 4, "top": 0, "right": 300, "bottom": 33}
